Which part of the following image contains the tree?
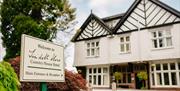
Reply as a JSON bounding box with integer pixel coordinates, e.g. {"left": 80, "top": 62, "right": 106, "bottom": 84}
{"left": 0, "top": 0, "right": 76, "bottom": 60}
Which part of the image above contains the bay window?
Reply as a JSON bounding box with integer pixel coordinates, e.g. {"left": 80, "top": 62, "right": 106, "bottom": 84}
{"left": 150, "top": 61, "right": 180, "bottom": 87}
{"left": 86, "top": 41, "right": 99, "bottom": 57}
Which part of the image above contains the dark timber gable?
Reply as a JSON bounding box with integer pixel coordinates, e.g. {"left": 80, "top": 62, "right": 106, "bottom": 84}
{"left": 113, "top": 0, "right": 180, "bottom": 34}
{"left": 72, "top": 0, "right": 180, "bottom": 42}
{"left": 72, "top": 13, "right": 112, "bottom": 42}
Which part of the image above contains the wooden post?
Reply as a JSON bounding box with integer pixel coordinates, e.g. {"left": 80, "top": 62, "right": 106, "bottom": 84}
{"left": 40, "top": 82, "right": 47, "bottom": 91}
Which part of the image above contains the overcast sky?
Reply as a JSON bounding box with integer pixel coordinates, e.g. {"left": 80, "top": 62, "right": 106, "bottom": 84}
{"left": 69, "top": 0, "right": 180, "bottom": 29}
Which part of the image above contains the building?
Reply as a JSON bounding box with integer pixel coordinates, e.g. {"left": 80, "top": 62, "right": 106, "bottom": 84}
{"left": 72, "top": 0, "right": 180, "bottom": 90}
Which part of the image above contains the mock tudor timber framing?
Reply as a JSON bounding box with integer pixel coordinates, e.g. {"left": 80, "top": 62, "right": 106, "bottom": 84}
{"left": 72, "top": 0, "right": 180, "bottom": 42}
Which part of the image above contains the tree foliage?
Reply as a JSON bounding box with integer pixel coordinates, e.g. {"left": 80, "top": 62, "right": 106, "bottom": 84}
{"left": 0, "top": 0, "right": 76, "bottom": 60}
{"left": 0, "top": 61, "right": 20, "bottom": 91}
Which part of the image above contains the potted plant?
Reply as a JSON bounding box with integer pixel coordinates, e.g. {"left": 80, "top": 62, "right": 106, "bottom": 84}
{"left": 137, "top": 71, "right": 148, "bottom": 89}
{"left": 113, "top": 72, "right": 123, "bottom": 84}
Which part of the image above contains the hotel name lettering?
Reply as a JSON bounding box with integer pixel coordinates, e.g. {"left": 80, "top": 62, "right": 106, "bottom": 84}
{"left": 26, "top": 44, "right": 62, "bottom": 77}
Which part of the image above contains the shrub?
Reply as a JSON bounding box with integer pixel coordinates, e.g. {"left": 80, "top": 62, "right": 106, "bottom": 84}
{"left": 0, "top": 61, "right": 20, "bottom": 91}
{"left": 137, "top": 71, "right": 148, "bottom": 81}
{"left": 9, "top": 56, "right": 87, "bottom": 91}
{"left": 113, "top": 72, "right": 122, "bottom": 83}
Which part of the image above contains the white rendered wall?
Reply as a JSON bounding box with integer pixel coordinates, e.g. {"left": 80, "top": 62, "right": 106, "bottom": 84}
{"left": 74, "top": 23, "right": 180, "bottom": 66}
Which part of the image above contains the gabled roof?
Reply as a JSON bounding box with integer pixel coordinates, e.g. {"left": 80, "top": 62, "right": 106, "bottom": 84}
{"left": 72, "top": 13, "right": 112, "bottom": 42}
{"left": 101, "top": 13, "right": 125, "bottom": 22}
{"left": 113, "top": 0, "right": 180, "bottom": 33}
{"left": 72, "top": 0, "right": 180, "bottom": 42}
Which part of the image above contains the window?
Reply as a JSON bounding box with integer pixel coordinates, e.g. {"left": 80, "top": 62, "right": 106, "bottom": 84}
{"left": 150, "top": 62, "right": 180, "bottom": 87}
{"left": 151, "top": 30, "right": 172, "bottom": 49}
{"left": 86, "top": 41, "right": 99, "bottom": 57}
{"left": 87, "top": 66, "right": 109, "bottom": 87}
{"left": 120, "top": 36, "right": 130, "bottom": 53}
{"left": 116, "top": 66, "right": 131, "bottom": 84}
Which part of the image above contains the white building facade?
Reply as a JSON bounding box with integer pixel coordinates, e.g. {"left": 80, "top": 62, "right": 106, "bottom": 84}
{"left": 72, "top": 0, "right": 180, "bottom": 90}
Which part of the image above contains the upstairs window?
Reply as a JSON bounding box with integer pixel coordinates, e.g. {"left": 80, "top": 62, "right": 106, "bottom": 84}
{"left": 86, "top": 41, "right": 99, "bottom": 57}
{"left": 120, "top": 36, "right": 130, "bottom": 53}
{"left": 151, "top": 30, "right": 172, "bottom": 49}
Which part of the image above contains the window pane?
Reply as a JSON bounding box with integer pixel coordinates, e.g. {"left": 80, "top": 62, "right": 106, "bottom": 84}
{"left": 89, "top": 75, "right": 92, "bottom": 83}
{"left": 126, "top": 36, "right": 130, "bottom": 41}
{"left": 151, "top": 66, "right": 154, "bottom": 71}
{"left": 153, "top": 39, "right": 158, "bottom": 48}
{"left": 93, "top": 68, "right": 96, "bottom": 73}
{"left": 152, "top": 73, "right": 155, "bottom": 85}
{"left": 93, "top": 75, "right": 96, "bottom": 85}
{"left": 87, "top": 49, "right": 90, "bottom": 56}
{"left": 152, "top": 32, "right": 156, "bottom": 38}
{"left": 89, "top": 68, "right": 92, "bottom": 74}
{"left": 96, "top": 42, "right": 99, "bottom": 47}
{"left": 171, "top": 72, "right": 177, "bottom": 85}
{"left": 170, "top": 63, "right": 175, "bottom": 70}
{"left": 98, "top": 75, "right": 101, "bottom": 85}
{"left": 158, "top": 31, "right": 163, "bottom": 37}
{"left": 126, "top": 43, "right": 130, "bottom": 52}
{"left": 120, "top": 44, "right": 125, "bottom": 52}
{"left": 178, "top": 62, "right": 180, "bottom": 70}
{"left": 120, "top": 37, "right": 124, "bottom": 42}
{"left": 128, "top": 73, "right": 131, "bottom": 83}
{"left": 166, "top": 37, "right": 172, "bottom": 46}
{"left": 98, "top": 68, "right": 101, "bottom": 73}
{"left": 156, "top": 64, "right": 161, "bottom": 70}
{"left": 103, "top": 68, "right": 108, "bottom": 73}
{"left": 96, "top": 48, "right": 99, "bottom": 56}
{"left": 103, "top": 75, "right": 108, "bottom": 85}
{"left": 87, "top": 43, "right": 90, "bottom": 47}
{"left": 123, "top": 74, "right": 126, "bottom": 83}
{"left": 159, "top": 38, "right": 164, "bottom": 47}
{"left": 164, "top": 73, "right": 169, "bottom": 85}
{"left": 91, "top": 42, "right": 95, "bottom": 47}
{"left": 166, "top": 30, "right": 171, "bottom": 36}
{"left": 156, "top": 73, "right": 162, "bottom": 85}
{"left": 91, "top": 49, "right": 95, "bottom": 56}
{"left": 163, "top": 63, "right": 168, "bottom": 70}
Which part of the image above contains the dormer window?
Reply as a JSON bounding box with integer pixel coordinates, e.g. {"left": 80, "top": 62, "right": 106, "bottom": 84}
{"left": 86, "top": 41, "right": 99, "bottom": 57}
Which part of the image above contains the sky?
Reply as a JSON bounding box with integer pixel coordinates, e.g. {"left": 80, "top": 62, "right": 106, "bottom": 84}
{"left": 69, "top": 0, "right": 180, "bottom": 29}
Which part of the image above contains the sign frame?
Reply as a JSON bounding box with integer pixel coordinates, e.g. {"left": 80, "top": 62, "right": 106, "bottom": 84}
{"left": 20, "top": 34, "right": 65, "bottom": 82}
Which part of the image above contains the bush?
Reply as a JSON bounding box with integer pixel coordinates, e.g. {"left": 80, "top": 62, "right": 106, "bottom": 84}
{"left": 137, "top": 71, "right": 147, "bottom": 81}
{"left": 0, "top": 61, "right": 20, "bottom": 91}
{"left": 113, "top": 72, "right": 122, "bottom": 82}
{"left": 9, "top": 56, "right": 87, "bottom": 91}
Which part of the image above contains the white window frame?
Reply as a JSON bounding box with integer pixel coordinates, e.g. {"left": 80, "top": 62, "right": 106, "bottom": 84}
{"left": 119, "top": 35, "right": 131, "bottom": 53}
{"left": 150, "top": 28, "right": 173, "bottom": 50}
{"left": 86, "top": 40, "right": 100, "bottom": 57}
{"left": 87, "top": 66, "right": 109, "bottom": 87}
{"left": 150, "top": 60, "right": 180, "bottom": 88}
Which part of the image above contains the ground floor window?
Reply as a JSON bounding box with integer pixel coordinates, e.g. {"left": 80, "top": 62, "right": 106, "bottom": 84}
{"left": 87, "top": 66, "right": 109, "bottom": 87}
{"left": 150, "top": 61, "right": 180, "bottom": 87}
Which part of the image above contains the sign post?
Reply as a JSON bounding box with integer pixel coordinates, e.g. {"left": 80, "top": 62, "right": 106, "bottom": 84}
{"left": 40, "top": 82, "right": 47, "bottom": 91}
{"left": 20, "top": 34, "right": 64, "bottom": 90}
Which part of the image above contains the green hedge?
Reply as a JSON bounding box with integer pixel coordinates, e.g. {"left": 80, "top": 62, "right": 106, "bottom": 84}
{"left": 0, "top": 61, "right": 20, "bottom": 91}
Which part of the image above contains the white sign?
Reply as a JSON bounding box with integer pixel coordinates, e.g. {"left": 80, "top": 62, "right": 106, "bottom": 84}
{"left": 20, "top": 34, "right": 64, "bottom": 82}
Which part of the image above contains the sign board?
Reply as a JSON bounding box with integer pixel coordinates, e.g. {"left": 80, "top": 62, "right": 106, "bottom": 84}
{"left": 20, "top": 34, "right": 64, "bottom": 82}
